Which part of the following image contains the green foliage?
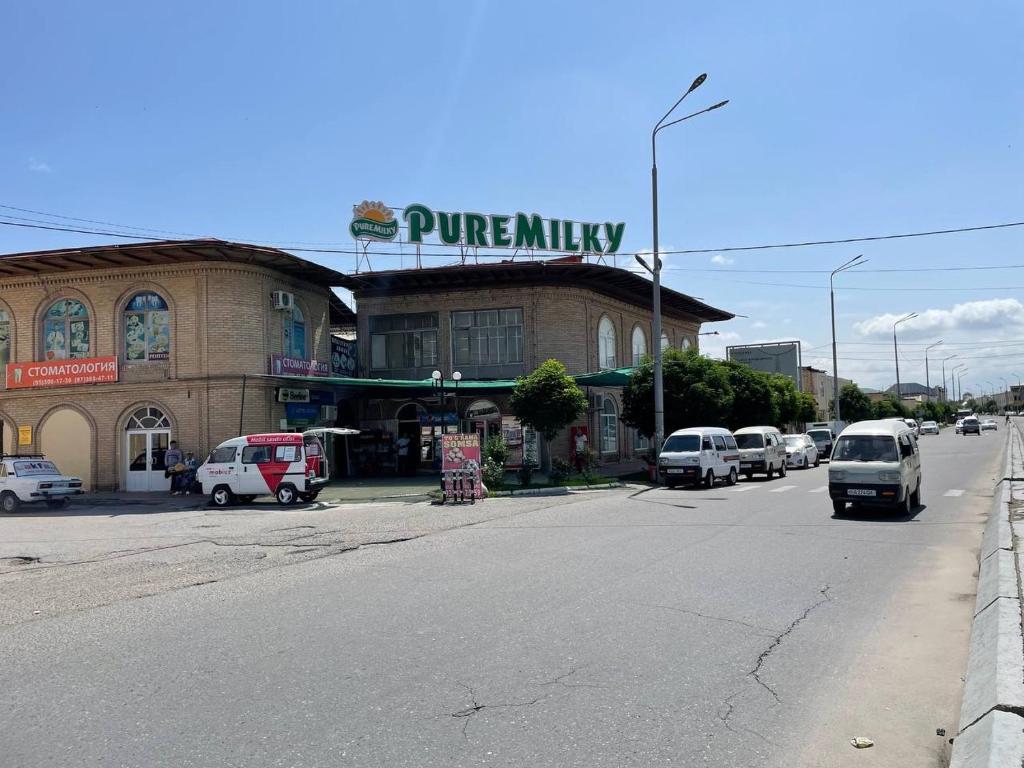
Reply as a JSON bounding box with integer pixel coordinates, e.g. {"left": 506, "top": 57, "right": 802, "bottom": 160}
{"left": 872, "top": 396, "right": 908, "bottom": 419}
{"left": 509, "top": 359, "right": 587, "bottom": 441}
{"left": 481, "top": 459, "right": 505, "bottom": 490}
{"left": 837, "top": 383, "right": 874, "bottom": 422}
{"left": 622, "top": 349, "right": 733, "bottom": 436}
{"left": 983, "top": 399, "right": 999, "bottom": 414}
{"left": 767, "top": 374, "right": 801, "bottom": 426}
{"left": 722, "top": 360, "right": 776, "bottom": 429}
{"left": 796, "top": 391, "right": 818, "bottom": 423}
{"left": 517, "top": 463, "right": 536, "bottom": 487}
{"left": 579, "top": 448, "right": 601, "bottom": 484}
{"left": 549, "top": 457, "right": 571, "bottom": 485}
{"left": 483, "top": 435, "right": 510, "bottom": 467}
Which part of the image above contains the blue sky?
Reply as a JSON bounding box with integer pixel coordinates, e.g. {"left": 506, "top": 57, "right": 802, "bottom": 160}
{"left": 3, "top": 1, "right": 1023, "bottom": 393}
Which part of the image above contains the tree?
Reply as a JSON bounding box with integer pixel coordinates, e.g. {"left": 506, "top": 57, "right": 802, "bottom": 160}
{"left": 837, "top": 383, "right": 873, "bottom": 422}
{"left": 872, "top": 396, "right": 907, "bottom": 419}
{"left": 622, "top": 348, "right": 733, "bottom": 437}
{"left": 722, "top": 360, "right": 776, "bottom": 429}
{"left": 796, "top": 391, "right": 818, "bottom": 424}
{"left": 767, "top": 374, "right": 801, "bottom": 427}
{"left": 509, "top": 359, "right": 587, "bottom": 471}
{"left": 984, "top": 399, "right": 999, "bottom": 414}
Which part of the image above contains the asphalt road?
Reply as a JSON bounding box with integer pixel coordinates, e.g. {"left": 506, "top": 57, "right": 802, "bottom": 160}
{"left": 0, "top": 426, "right": 1006, "bottom": 767}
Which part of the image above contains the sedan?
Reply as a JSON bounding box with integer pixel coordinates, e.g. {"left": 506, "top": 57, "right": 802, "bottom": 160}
{"left": 981, "top": 419, "right": 998, "bottom": 432}
{"left": 783, "top": 434, "right": 820, "bottom": 469}
{"left": 955, "top": 419, "right": 964, "bottom": 434}
{"left": 920, "top": 420, "right": 939, "bottom": 435}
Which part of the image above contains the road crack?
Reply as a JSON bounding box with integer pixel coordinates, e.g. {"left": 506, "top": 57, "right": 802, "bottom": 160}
{"left": 640, "top": 602, "right": 780, "bottom": 636}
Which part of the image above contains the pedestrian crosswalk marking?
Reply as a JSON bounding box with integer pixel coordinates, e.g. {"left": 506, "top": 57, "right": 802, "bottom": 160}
{"left": 769, "top": 485, "right": 797, "bottom": 493}
{"left": 944, "top": 489, "right": 965, "bottom": 497}
{"left": 730, "top": 485, "right": 757, "bottom": 492}
{"left": 809, "top": 486, "right": 828, "bottom": 493}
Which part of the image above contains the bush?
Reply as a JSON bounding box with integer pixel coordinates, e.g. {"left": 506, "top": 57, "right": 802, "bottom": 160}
{"left": 517, "top": 463, "right": 537, "bottom": 487}
{"left": 482, "top": 459, "right": 505, "bottom": 490}
{"left": 549, "top": 457, "right": 572, "bottom": 485}
{"left": 483, "top": 435, "right": 510, "bottom": 467}
{"left": 579, "top": 448, "right": 601, "bottom": 484}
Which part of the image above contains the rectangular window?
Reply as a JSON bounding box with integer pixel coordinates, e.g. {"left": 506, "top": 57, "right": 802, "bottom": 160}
{"left": 452, "top": 308, "right": 524, "bottom": 366}
{"left": 274, "top": 445, "right": 298, "bottom": 462}
{"left": 369, "top": 313, "right": 439, "bottom": 370}
{"left": 0, "top": 314, "right": 9, "bottom": 367}
{"left": 208, "top": 446, "right": 237, "bottom": 464}
{"left": 241, "top": 446, "right": 272, "bottom": 464}
{"left": 634, "top": 431, "right": 650, "bottom": 451}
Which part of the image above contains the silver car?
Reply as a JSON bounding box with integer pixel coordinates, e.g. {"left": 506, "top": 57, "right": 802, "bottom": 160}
{"left": 783, "top": 433, "right": 820, "bottom": 469}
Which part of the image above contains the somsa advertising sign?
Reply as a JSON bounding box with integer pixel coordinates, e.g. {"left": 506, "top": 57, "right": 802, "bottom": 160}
{"left": 440, "top": 433, "right": 484, "bottom": 502}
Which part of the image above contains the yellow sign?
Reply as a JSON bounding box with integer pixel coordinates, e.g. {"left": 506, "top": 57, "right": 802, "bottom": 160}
{"left": 18, "top": 425, "right": 32, "bottom": 446}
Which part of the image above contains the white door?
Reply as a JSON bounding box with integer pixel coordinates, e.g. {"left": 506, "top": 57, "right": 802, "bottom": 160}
{"left": 125, "top": 430, "right": 171, "bottom": 492}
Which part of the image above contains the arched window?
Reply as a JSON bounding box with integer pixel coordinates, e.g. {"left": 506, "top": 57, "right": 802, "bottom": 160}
{"left": 600, "top": 396, "right": 619, "bottom": 453}
{"left": 127, "top": 406, "right": 171, "bottom": 430}
{"left": 125, "top": 292, "right": 170, "bottom": 362}
{"left": 43, "top": 299, "right": 90, "bottom": 360}
{"left": 660, "top": 333, "right": 669, "bottom": 352}
{"left": 0, "top": 309, "right": 10, "bottom": 367}
{"left": 598, "top": 316, "right": 617, "bottom": 370}
{"left": 284, "top": 306, "right": 306, "bottom": 359}
{"left": 631, "top": 326, "right": 647, "bottom": 367}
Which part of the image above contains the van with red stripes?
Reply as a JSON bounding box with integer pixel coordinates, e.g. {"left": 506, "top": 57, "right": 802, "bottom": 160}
{"left": 198, "top": 433, "right": 327, "bottom": 507}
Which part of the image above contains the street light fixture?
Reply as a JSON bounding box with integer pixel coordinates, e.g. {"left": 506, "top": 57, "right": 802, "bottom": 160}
{"left": 951, "top": 364, "right": 966, "bottom": 403}
{"left": 829, "top": 254, "right": 867, "bottom": 423}
{"left": 893, "top": 312, "right": 918, "bottom": 401}
{"left": 924, "top": 340, "right": 942, "bottom": 403}
{"left": 941, "top": 354, "right": 958, "bottom": 403}
{"left": 648, "top": 74, "right": 729, "bottom": 454}
{"left": 956, "top": 368, "right": 969, "bottom": 403}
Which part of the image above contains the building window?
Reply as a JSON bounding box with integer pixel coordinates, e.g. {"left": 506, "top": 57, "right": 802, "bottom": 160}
{"left": 452, "top": 308, "right": 523, "bottom": 366}
{"left": 369, "top": 313, "right": 438, "bottom": 370}
{"left": 660, "top": 333, "right": 669, "bottom": 351}
{"left": 631, "top": 326, "right": 647, "bottom": 367}
{"left": 601, "top": 396, "right": 619, "bottom": 453}
{"left": 125, "top": 292, "right": 170, "bottom": 362}
{"left": 284, "top": 306, "right": 306, "bottom": 359}
{"left": 681, "top": 337, "right": 692, "bottom": 350}
{"left": 43, "top": 299, "right": 90, "bottom": 360}
{"left": 634, "top": 430, "right": 650, "bottom": 451}
{"left": 126, "top": 407, "right": 171, "bottom": 430}
{"left": 598, "top": 316, "right": 617, "bottom": 370}
{"left": 0, "top": 309, "right": 10, "bottom": 367}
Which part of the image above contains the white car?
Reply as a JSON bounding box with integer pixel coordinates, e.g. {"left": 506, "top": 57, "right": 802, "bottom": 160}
{"left": 919, "top": 420, "right": 939, "bottom": 435}
{"left": 0, "top": 456, "right": 84, "bottom": 513}
{"left": 981, "top": 419, "right": 998, "bottom": 432}
{"left": 783, "top": 434, "right": 820, "bottom": 469}
{"left": 955, "top": 419, "right": 964, "bottom": 434}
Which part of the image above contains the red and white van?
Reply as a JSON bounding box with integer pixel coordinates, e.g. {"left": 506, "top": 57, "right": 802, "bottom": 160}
{"left": 198, "top": 433, "right": 328, "bottom": 507}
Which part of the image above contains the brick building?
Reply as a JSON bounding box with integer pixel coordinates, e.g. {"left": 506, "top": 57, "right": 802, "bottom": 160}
{"left": 338, "top": 259, "right": 732, "bottom": 467}
{"left": 0, "top": 240, "right": 352, "bottom": 490}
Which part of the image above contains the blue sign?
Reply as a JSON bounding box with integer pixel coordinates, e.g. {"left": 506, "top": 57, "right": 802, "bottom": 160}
{"left": 331, "top": 338, "right": 357, "bottom": 377}
{"left": 419, "top": 413, "right": 458, "bottom": 426}
{"left": 286, "top": 403, "right": 319, "bottom": 425}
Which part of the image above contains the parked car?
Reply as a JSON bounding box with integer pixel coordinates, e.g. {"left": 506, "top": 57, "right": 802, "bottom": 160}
{"left": 783, "top": 434, "right": 820, "bottom": 469}
{"left": 961, "top": 416, "right": 981, "bottom": 436}
{"left": 828, "top": 419, "right": 922, "bottom": 515}
{"left": 955, "top": 419, "right": 964, "bottom": 434}
{"left": 981, "top": 419, "right": 998, "bottom": 432}
{"left": 806, "top": 428, "right": 836, "bottom": 460}
{"left": 198, "top": 433, "right": 328, "bottom": 506}
{"left": 733, "top": 426, "right": 788, "bottom": 480}
{"left": 901, "top": 418, "right": 920, "bottom": 436}
{"left": 658, "top": 427, "right": 740, "bottom": 489}
{"left": 0, "top": 455, "right": 84, "bottom": 513}
{"left": 919, "top": 420, "right": 939, "bottom": 435}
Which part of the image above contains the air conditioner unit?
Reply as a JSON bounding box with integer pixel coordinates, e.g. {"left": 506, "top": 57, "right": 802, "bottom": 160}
{"left": 320, "top": 405, "right": 338, "bottom": 423}
{"left": 271, "top": 290, "right": 295, "bottom": 310}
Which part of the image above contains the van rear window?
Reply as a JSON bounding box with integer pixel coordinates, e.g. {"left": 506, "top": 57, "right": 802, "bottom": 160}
{"left": 735, "top": 434, "right": 764, "bottom": 449}
{"left": 662, "top": 435, "right": 699, "bottom": 452}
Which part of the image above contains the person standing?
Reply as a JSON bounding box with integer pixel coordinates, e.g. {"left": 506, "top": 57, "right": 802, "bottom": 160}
{"left": 573, "top": 429, "right": 589, "bottom": 473}
{"left": 396, "top": 434, "right": 412, "bottom": 476}
{"left": 183, "top": 451, "right": 199, "bottom": 496}
{"left": 164, "top": 440, "right": 184, "bottom": 495}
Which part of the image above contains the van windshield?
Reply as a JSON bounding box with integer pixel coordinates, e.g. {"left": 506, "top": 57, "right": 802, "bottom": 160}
{"left": 734, "top": 433, "right": 764, "bottom": 449}
{"left": 662, "top": 435, "right": 700, "bottom": 453}
{"left": 832, "top": 435, "right": 898, "bottom": 462}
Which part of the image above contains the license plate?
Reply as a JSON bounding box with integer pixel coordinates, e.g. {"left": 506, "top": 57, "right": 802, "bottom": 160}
{"left": 666, "top": 468, "right": 685, "bottom": 474}
{"left": 848, "top": 488, "right": 876, "bottom": 497}
{"left": 740, "top": 462, "right": 752, "bottom": 468}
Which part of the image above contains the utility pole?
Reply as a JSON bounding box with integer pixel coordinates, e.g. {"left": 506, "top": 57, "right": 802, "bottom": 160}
{"left": 924, "top": 341, "right": 942, "bottom": 403}
{"left": 893, "top": 312, "right": 918, "bottom": 402}
{"left": 829, "top": 255, "right": 866, "bottom": 422}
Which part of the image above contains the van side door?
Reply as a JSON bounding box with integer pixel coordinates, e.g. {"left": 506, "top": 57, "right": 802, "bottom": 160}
{"left": 701, "top": 435, "right": 715, "bottom": 471}
{"left": 239, "top": 445, "right": 274, "bottom": 494}
{"left": 712, "top": 435, "right": 729, "bottom": 474}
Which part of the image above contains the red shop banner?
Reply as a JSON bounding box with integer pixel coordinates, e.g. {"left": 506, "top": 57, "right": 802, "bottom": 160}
{"left": 6, "top": 356, "right": 118, "bottom": 390}
{"left": 441, "top": 433, "right": 484, "bottom": 499}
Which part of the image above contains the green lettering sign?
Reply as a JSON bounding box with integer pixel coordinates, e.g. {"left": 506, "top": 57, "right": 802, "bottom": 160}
{"left": 513, "top": 213, "right": 547, "bottom": 249}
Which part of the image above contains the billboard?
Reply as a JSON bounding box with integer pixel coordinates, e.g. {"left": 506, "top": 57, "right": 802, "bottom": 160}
{"left": 726, "top": 342, "right": 803, "bottom": 390}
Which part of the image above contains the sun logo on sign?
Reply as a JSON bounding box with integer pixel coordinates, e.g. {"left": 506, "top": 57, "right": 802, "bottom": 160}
{"left": 350, "top": 200, "right": 399, "bottom": 241}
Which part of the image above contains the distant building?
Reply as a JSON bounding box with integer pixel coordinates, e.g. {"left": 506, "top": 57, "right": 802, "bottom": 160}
{"left": 800, "top": 366, "right": 852, "bottom": 420}
{"left": 885, "top": 382, "right": 941, "bottom": 399}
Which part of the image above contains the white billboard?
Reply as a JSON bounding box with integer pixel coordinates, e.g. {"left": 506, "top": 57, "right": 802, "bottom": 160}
{"left": 726, "top": 341, "right": 803, "bottom": 390}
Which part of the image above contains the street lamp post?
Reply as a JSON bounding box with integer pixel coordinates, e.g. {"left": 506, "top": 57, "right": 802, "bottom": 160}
{"left": 941, "top": 354, "right": 958, "bottom": 403}
{"left": 924, "top": 340, "right": 943, "bottom": 403}
{"left": 893, "top": 312, "right": 918, "bottom": 402}
{"left": 830, "top": 255, "right": 866, "bottom": 423}
{"left": 951, "top": 364, "right": 965, "bottom": 403}
{"left": 646, "top": 74, "right": 728, "bottom": 457}
{"left": 1000, "top": 377, "right": 1009, "bottom": 412}
{"left": 956, "top": 369, "right": 968, "bottom": 403}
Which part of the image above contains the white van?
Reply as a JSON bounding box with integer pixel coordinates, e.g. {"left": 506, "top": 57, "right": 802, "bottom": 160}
{"left": 658, "top": 427, "right": 740, "bottom": 488}
{"left": 828, "top": 420, "right": 922, "bottom": 515}
{"left": 733, "top": 426, "right": 788, "bottom": 480}
{"left": 198, "top": 433, "right": 328, "bottom": 507}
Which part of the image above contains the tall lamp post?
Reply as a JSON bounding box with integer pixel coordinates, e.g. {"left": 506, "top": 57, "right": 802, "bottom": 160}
{"left": 830, "top": 255, "right": 866, "bottom": 423}
{"left": 644, "top": 73, "right": 728, "bottom": 456}
{"left": 1000, "top": 377, "right": 1009, "bottom": 413}
{"left": 941, "top": 354, "right": 958, "bottom": 403}
{"left": 986, "top": 381, "right": 996, "bottom": 411}
{"left": 924, "top": 340, "right": 943, "bottom": 403}
{"left": 951, "top": 364, "right": 965, "bottom": 403}
{"left": 893, "top": 312, "right": 918, "bottom": 402}
{"left": 956, "top": 368, "right": 968, "bottom": 403}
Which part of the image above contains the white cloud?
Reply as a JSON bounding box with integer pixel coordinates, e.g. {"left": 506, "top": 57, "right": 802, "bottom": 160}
{"left": 854, "top": 298, "right": 1024, "bottom": 339}
{"left": 751, "top": 320, "right": 766, "bottom": 329}
{"left": 710, "top": 254, "right": 734, "bottom": 265}
{"left": 28, "top": 157, "right": 52, "bottom": 173}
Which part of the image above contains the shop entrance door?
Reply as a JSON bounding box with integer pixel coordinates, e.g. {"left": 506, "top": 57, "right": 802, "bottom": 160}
{"left": 124, "top": 407, "right": 173, "bottom": 492}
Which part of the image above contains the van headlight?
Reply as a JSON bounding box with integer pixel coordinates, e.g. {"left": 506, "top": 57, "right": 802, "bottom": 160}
{"left": 686, "top": 457, "right": 700, "bottom": 465}
{"left": 751, "top": 451, "right": 765, "bottom": 460}
{"left": 829, "top": 469, "right": 846, "bottom": 481}
{"left": 878, "top": 471, "right": 901, "bottom": 482}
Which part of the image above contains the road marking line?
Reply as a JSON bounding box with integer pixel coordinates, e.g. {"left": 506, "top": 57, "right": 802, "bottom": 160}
{"left": 730, "top": 485, "right": 758, "bottom": 493}
{"left": 944, "top": 489, "right": 965, "bottom": 497}
{"left": 809, "top": 486, "right": 829, "bottom": 493}
{"left": 769, "top": 485, "right": 797, "bottom": 493}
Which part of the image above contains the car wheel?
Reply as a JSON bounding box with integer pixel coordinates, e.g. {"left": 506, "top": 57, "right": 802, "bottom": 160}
{"left": 210, "top": 486, "right": 235, "bottom": 508}
{"left": 898, "top": 488, "right": 912, "bottom": 516}
{"left": 911, "top": 479, "right": 922, "bottom": 508}
{"left": 276, "top": 484, "right": 298, "bottom": 505}
{"left": 779, "top": 461, "right": 787, "bottom": 478}
{"left": 832, "top": 499, "right": 846, "bottom": 515}
{"left": 727, "top": 468, "right": 738, "bottom": 486}
{"left": 704, "top": 470, "right": 715, "bottom": 488}
{"left": 298, "top": 492, "right": 319, "bottom": 503}
{"left": 1, "top": 491, "right": 20, "bottom": 514}
{"left": 814, "top": 456, "right": 820, "bottom": 468}
{"left": 766, "top": 464, "right": 774, "bottom": 480}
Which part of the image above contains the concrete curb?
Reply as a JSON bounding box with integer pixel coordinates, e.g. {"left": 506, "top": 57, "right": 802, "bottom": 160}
{"left": 951, "top": 421, "right": 1024, "bottom": 766}
{"left": 488, "top": 482, "right": 623, "bottom": 498}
